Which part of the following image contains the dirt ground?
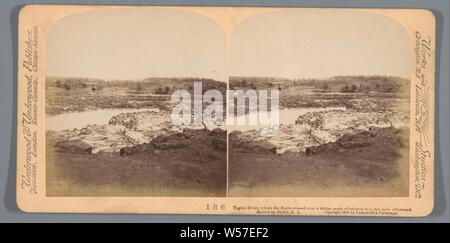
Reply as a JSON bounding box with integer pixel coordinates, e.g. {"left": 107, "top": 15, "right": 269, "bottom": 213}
{"left": 229, "top": 127, "right": 410, "bottom": 197}
{"left": 46, "top": 129, "right": 227, "bottom": 197}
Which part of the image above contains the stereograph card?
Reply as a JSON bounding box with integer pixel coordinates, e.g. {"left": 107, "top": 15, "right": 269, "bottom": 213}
{"left": 16, "top": 5, "right": 435, "bottom": 216}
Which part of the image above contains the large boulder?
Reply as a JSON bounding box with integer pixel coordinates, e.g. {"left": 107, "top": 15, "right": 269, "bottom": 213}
{"left": 335, "top": 131, "right": 372, "bottom": 148}
{"left": 119, "top": 146, "right": 137, "bottom": 156}
{"left": 229, "top": 132, "right": 277, "bottom": 154}
{"left": 209, "top": 128, "right": 226, "bottom": 137}
{"left": 109, "top": 113, "right": 138, "bottom": 129}
{"left": 150, "top": 133, "right": 190, "bottom": 150}
{"left": 295, "top": 112, "right": 324, "bottom": 129}
{"left": 55, "top": 140, "right": 92, "bottom": 154}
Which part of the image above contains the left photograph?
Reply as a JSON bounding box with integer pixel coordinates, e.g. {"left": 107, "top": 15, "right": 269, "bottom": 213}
{"left": 44, "top": 9, "right": 228, "bottom": 197}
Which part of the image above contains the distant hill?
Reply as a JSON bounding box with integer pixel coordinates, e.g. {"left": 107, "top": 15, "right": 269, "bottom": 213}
{"left": 310, "top": 75, "right": 410, "bottom": 93}
{"left": 47, "top": 75, "right": 409, "bottom": 94}
{"left": 230, "top": 76, "right": 292, "bottom": 89}
{"left": 230, "top": 75, "right": 410, "bottom": 93}
{"left": 46, "top": 76, "right": 226, "bottom": 94}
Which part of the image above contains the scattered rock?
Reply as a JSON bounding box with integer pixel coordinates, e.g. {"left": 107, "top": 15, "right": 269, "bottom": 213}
{"left": 120, "top": 146, "right": 141, "bottom": 156}
{"left": 209, "top": 128, "right": 226, "bottom": 137}
{"left": 295, "top": 112, "right": 324, "bottom": 128}
{"left": 305, "top": 146, "right": 322, "bottom": 156}
{"left": 182, "top": 128, "right": 198, "bottom": 139}
{"left": 115, "top": 127, "right": 227, "bottom": 155}
{"left": 230, "top": 133, "right": 277, "bottom": 154}
{"left": 109, "top": 113, "right": 138, "bottom": 129}
{"left": 337, "top": 132, "right": 372, "bottom": 148}
{"left": 55, "top": 140, "right": 92, "bottom": 154}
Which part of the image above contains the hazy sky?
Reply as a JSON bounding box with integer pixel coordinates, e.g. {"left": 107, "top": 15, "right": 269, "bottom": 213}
{"left": 231, "top": 10, "right": 410, "bottom": 79}
{"left": 47, "top": 9, "right": 227, "bottom": 81}
{"left": 47, "top": 9, "right": 410, "bottom": 81}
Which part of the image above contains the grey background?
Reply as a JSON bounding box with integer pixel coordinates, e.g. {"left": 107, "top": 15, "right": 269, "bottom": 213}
{"left": 1, "top": 0, "right": 448, "bottom": 223}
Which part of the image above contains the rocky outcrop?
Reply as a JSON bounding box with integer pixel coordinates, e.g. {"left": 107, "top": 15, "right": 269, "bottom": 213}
{"left": 229, "top": 131, "right": 277, "bottom": 154}
{"left": 49, "top": 110, "right": 181, "bottom": 154}
{"left": 109, "top": 113, "right": 138, "bottom": 129}
{"left": 230, "top": 106, "right": 410, "bottom": 155}
{"left": 118, "top": 128, "right": 227, "bottom": 156}
{"left": 54, "top": 140, "right": 92, "bottom": 154}
{"left": 295, "top": 112, "right": 324, "bottom": 128}
{"left": 304, "top": 126, "right": 409, "bottom": 156}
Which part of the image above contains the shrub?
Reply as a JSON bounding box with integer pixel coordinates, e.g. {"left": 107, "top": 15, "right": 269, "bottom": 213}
{"left": 128, "top": 83, "right": 144, "bottom": 93}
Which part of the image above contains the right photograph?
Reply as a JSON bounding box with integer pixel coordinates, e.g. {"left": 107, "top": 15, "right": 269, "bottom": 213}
{"left": 228, "top": 10, "right": 411, "bottom": 197}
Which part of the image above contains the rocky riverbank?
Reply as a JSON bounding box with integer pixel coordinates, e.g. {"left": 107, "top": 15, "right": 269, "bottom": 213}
{"left": 228, "top": 104, "right": 410, "bottom": 197}
{"left": 230, "top": 106, "right": 409, "bottom": 155}
{"left": 46, "top": 111, "right": 227, "bottom": 196}
{"left": 47, "top": 109, "right": 221, "bottom": 154}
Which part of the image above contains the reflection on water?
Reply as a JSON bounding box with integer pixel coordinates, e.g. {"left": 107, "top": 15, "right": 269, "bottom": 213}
{"left": 229, "top": 107, "right": 347, "bottom": 132}
{"left": 46, "top": 108, "right": 159, "bottom": 131}
{"left": 46, "top": 106, "right": 347, "bottom": 132}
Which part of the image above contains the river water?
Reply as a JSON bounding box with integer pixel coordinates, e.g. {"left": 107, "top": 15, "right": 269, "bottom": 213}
{"left": 46, "top": 108, "right": 160, "bottom": 131}
{"left": 46, "top": 106, "right": 347, "bottom": 132}
{"left": 229, "top": 107, "right": 347, "bottom": 132}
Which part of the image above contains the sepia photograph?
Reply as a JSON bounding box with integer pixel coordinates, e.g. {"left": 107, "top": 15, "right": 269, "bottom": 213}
{"left": 44, "top": 9, "right": 228, "bottom": 197}
{"left": 228, "top": 11, "right": 411, "bottom": 197}
{"left": 14, "top": 5, "right": 436, "bottom": 216}
{"left": 45, "top": 9, "right": 413, "bottom": 198}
